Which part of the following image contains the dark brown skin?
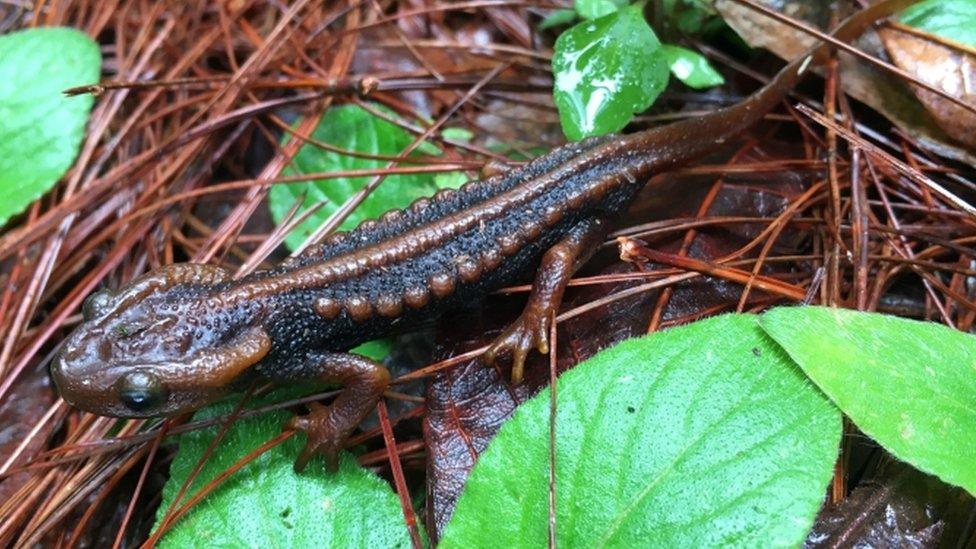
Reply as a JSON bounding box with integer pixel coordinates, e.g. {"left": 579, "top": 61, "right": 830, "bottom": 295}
{"left": 51, "top": 1, "right": 913, "bottom": 471}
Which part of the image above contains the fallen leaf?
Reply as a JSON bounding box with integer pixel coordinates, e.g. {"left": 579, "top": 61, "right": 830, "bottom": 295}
{"left": 879, "top": 26, "right": 976, "bottom": 149}
{"left": 714, "top": 0, "right": 976, "bottom": 166}
{"left": 0, "top": 362, "right": 56, "bottom": 503}
{"left": 805, "top": 462, "right": 974, "bottom": 548}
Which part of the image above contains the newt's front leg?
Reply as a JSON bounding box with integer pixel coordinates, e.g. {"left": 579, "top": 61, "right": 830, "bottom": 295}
{"left": 286, "top": 352, "right": 391, "bottom": 472}
{"left": 485, "top": 216, "right": 609, "bottom": 383}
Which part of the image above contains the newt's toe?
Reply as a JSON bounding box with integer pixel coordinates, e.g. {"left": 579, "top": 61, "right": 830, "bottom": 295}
{"left": 484, "top": 313, "right": 551, "bottom": 383}
{"left": 286, "top": 404, "right": 342, "bottom": 473}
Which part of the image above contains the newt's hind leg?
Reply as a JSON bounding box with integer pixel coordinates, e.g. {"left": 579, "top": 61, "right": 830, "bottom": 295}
{"left": 286, "top": 352, "right": 390, "bottom": 472}
{"left": 485, "top": 216, "right": 609, "bottom": 383}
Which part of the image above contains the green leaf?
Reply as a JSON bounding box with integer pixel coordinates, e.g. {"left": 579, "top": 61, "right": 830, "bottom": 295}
{"left": 487, "top": 144, "right": 549, "bottom": 162}
{"left": 574, "top": 0, "right": 627, "bottom": 20}
{"left": 440, "top": 314, "right": 841, "bottom": 547}
{"left": 268, "top": 104, "right": 461, "bottom": 251}
{"left": 440, "top": 127, "right": 474, "bottom": 142}
{"left": 352, "top": 338, "right": 393, "bottom": 361}
{"left": 156, "top": 398, "right": 414, "bottom": 548}
{"left": 899, "top": 0, "right": 976, "bottom": 46}
{"left": 660, "top": 44, "right": 725, "bottom": 89}
{"left": 539, "top": 8, "right": 578, "bottom": 30}
{"left": 760, "top": 306, "right": 976, "bottom": 495}
{"left": 0, "top": 27, "right": 100, "bottom": 227}
{"left": 433, "top": 171, "right": 469, "bottom": 190}
{"left": 662, "top": 0, "right": 717, "bottom": 34}
{"left": 552, "top": 6, "right": 670, "bottom": 141}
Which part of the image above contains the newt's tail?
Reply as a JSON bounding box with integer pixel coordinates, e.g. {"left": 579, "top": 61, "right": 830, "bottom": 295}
{"left": 624, "top": 0, "right": 918, "bottom": 171}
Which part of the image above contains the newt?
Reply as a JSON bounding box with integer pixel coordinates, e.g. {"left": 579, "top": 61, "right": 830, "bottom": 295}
{"left": 52, "top": 0, "right": 913, "bottom": 471}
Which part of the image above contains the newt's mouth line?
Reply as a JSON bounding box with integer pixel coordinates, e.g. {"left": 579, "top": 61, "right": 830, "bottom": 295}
{"left": 99, "top": 362, "right": 186, "bottom": 371}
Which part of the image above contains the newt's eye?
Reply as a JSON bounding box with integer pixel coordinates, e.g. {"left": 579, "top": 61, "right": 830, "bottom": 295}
{"left": 115, "top": 371, "right": 167, "bottom": 413}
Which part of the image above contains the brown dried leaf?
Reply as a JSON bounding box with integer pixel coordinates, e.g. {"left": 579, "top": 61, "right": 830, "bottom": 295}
{"left": 0, "top": 362, "right": 56, "bottom": 502}
{"left": 879, "top": 26, "right": 976, "bottom": 150}
{"left": 805, "top": 462, "right": 974, "bottom": 548}
{"left": 714, "top": 0, "right": 976, "bottom": 166}
{"left": 423, "top": 312, "right": 538, "bottom": 539}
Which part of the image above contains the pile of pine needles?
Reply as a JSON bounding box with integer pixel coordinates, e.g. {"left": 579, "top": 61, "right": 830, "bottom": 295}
{"left": 0, "top": 1, "right": 973, "bottom": 546}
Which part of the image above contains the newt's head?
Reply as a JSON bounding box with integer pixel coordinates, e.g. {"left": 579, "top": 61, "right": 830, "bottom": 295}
{"left": 52, "top": 263, "right": 270, "bottom": 418}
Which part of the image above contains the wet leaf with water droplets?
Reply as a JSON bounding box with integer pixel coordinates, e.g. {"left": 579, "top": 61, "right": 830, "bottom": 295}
{"left": 761, "top": 306, "right": 976, "bottom": 495}
{"left": 552, "top": 5, "right": 670, "bottom": 141}
{"left": 440, "top": 314, "right": 840, "bottom": 547}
